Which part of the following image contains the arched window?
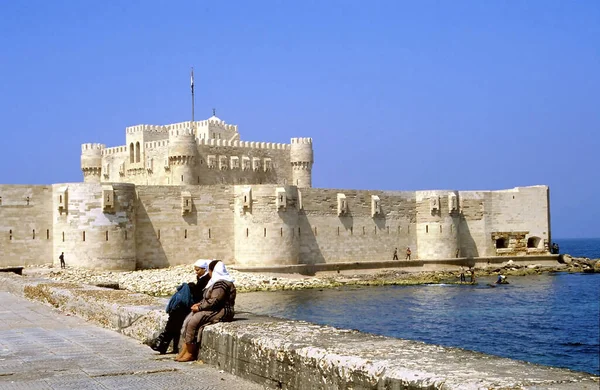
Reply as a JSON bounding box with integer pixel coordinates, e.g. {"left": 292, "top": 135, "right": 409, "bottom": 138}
{"left": 135, "top": 142, "right": 141, "bottom": 163}
{"left": 129, "top": 143, "right": 134, "bottom": 163}
{"left": 527, "top": 236, "right": 541, "bottom": 248}
{"left": 495, "top": 238, "right": 508, "bottom": 249}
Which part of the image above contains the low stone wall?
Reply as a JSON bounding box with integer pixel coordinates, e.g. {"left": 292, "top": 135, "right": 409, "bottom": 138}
{"left": 234, "top": 255, "right": 561, "bottom": 275}
{"left": 0, "top": 273, "right": 597, "bottom": 390}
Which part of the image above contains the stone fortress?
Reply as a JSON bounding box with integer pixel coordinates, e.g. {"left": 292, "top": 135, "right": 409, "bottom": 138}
{"left": 0, "top": 113, "right": 551, "bottom": 270}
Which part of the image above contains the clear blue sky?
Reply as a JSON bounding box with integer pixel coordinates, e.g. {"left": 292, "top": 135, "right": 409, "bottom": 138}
{"left": 1, "top": 1, "right": 598, "bottom": 239}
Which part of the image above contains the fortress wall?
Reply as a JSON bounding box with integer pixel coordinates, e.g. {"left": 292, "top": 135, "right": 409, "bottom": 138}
{"left": 52, "top": 183, "right": 137, "bottom": 270}
{"left": 415, "top": 191, "right": 460, "bottom": 259}
{"left": 143, "top": 144, "right": 169, "bottom": 185}
{"left": 135, "top": 185, "right": 235, "bottom": 269}
{"left": 456, "top": 186, "right": 551, "bottom": 257}
{"left": 233, "top": 185, "right": 300, "bottom": 266}
{"left": 100, "top": 150, "right": 129, "bottom": 183}
{"left": 298, "top": 189, "right": 417, "bottom": 264}
{"left": 0, "top": 185, "right": 54, "bottom": 267}
{"left": 456, "top": 192, "right": 490, "bottom": 257}
{"left": 486, "top": 186, "right": 550, "bottom": 239}
{"left": 195, "top": 144, "right": 292, "bottom": 186}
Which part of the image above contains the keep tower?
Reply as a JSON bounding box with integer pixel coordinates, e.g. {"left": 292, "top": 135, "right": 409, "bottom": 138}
{"left": 80, "top": 143, "right": 105, "bottom": 183}
{"left": 290, "top": 137, "right": 313, "bottom": 188}
{"left": 168, "top": 123, "right": 197, "bottom": 185}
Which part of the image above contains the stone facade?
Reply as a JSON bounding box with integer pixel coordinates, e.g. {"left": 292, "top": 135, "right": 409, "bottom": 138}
{"left": 0, "top": 115, "right": 551, "bottom": 270}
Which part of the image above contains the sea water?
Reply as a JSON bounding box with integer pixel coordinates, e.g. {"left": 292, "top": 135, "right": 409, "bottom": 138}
{"left": 237, "top": 239, "right": 600, "bottom": 375}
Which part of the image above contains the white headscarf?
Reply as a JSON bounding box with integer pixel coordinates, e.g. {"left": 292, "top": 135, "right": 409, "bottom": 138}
{"left": 205, "top": 261, "right": 235, "bottom": 290}
{"left": 193, "top": 259, "right": 210, "bottom": 270}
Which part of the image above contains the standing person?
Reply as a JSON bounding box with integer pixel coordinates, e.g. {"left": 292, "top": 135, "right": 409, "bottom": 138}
{"left": 393, "top": 248, "right": 398, "bottom": 260}
{"left": 405, "top": 247, "right": 412, "bottom": 260}
{"left": 59, "top": 252, "right": 65, "bottom": 269}
{"left": 150, "top": 259, "right": 211, "bottom": 355}
{"left": 459, "top": 266, "right": 466, "bottom": 283}
{"left": 469, "top": 267, "right": 476, "bottom": 283}
{"left": 177, "top": 261, "right": 236, "bottom": 362}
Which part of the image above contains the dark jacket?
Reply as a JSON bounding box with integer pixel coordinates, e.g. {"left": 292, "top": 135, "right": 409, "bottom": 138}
{"left": 165, "top": 274, "right": 209, "bottom": 313}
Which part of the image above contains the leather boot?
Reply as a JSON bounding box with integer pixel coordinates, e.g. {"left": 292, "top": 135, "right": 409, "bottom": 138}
{"left": 171, "top": 333, "right": 180, "bottom": 355}
{"left": 175, "top": 342, "right": 188, "bottom": 361}
{"left": 176, "top": 343, "right": 197, "bottom": 362}
{"left": 150, "top": 332, "right": 171, "bottom": 355}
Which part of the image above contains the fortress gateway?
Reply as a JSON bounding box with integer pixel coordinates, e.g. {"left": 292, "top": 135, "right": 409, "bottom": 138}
{"left": 0, "top": 114, "right": 551, "bottom": 270}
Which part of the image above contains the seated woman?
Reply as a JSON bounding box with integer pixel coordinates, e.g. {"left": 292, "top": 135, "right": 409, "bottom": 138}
{"left": 176, "top": 260, "right": 236, "bottom": 362}
{"left": 150, "top": 259, "right": 211, "bottom": 354}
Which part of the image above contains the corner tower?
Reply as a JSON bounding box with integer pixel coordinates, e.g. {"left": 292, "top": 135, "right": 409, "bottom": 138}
{"left": 168, "top": 123, "right": 197, "bottom": 185}
{"left": 81, "top": 143, "right": 105, "bottom": 183}
{"left": 290, "top": 137, "right": 313, "bottom": 188}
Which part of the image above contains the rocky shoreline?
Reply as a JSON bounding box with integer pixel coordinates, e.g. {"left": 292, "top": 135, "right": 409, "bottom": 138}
{"left": 25, "top": 255, "right": 599, "bottom": 297}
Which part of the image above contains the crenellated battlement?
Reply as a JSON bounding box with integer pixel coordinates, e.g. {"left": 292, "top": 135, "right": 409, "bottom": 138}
{"left": 81, "top": 143, "right": 106, "bottom": 152}
{"left": 196, "top": 119, "right": 238, "bottom": 132}
{"left": 291, "top": 137, "right": 313, "bottom": 144}
{"left": 197, "top": 138, "right": 290, "bottom": 150}
{"left": 126, "top": 124, "right": 169, "bottom": 134}
{"left": 169, "top": 128, "right": 195, "bottom": 137}
{"left": 101, "top": 146, "right": 128, "bottom": 156}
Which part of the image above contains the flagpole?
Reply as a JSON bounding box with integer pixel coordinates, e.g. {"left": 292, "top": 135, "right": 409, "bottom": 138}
{"left": 190, "top": 67, "right": 195, "bottom": 129}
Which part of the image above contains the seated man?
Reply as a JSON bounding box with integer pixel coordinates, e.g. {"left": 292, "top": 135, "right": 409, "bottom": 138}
{"left": 150, "top": 259, "right": 211, "bottom": 354}
{"left": 176, "top": 260, "right": 236, "bottom": 362}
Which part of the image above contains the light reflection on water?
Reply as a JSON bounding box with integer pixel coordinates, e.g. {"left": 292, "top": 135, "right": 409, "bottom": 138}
{"left": 236, "top": 273, "right": 600, "bottom": 375}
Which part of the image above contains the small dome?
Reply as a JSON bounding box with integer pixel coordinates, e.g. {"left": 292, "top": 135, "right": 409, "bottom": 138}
{"left": 208, "top": 115, "right": 222, "bottom": 122}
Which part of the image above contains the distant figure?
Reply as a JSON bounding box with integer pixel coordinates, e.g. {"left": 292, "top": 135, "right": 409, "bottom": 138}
{"left": 469, "top": 267, "right": 475, "bottom": 283}
{"left": 496, "top": 274, "right": 507, "bottom": 284}
{"left": 393, "top": 248, "right": 398, "bottom": 260}
{"left": 405, "top": 247, "right": 412, "bottom": 260}
{"left": 59, "top": 252, "right": 65, "bottom": 269}
{"left": 459, "top": 267, "right": 466, "bottom": 282}
{"left": 551, "top": 243, "right": 560, "bottom": 254}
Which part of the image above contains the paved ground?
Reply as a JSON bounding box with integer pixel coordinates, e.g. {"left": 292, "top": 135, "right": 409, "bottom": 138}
{"left": 0, "top": 292, "right": 266, "bottom": 390}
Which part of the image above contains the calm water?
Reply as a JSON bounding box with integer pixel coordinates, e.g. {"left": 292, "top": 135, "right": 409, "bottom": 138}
{"left": 556, "top": 237, "right": 600, "bottom": 259}
{"left": 237, "top": 246, "right": 600, "bottom": 375}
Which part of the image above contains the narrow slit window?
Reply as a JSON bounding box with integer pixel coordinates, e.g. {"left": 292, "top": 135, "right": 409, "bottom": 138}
{"left": 440, "top": 225, "right": 443, "bottom": 233}
{"left": 106, "top": 231, "right": 109, "bottom": 241}
{"left": 426, "top": 225, "right": 429, "bottom": 233}
{"left": 83, "top": 231, "right": 86, "bottom": 241}
{"left": 208, "top": 229, "right": 211, "bottom": 239}
{"left": 314, "top": 226, "right": 317, "bottom": 236}
{"left": 9, "top": 229, "right": 12, "bottom": 240}
{"left": 264, "top": 228, "right": 267, "bottom": 237}
{"left": 280, "top": 227, "right": 283, "bottom": 237}
{"left": 62, "top": 232, "right": 65, "bottom": 242}
{"left": 47, "top": 229, "right": 49, "bottom": 239}
{"left": 337, "top": 227, "right": 340, "bottom": 236}
{"left": 246, "top": 228, "right": 249, "bottom": 237}
{"left": 184, "top": 229, "right": 187, "bottom": 239}
{"left": 32, "top": 229, "right": 35, "bottom": 239}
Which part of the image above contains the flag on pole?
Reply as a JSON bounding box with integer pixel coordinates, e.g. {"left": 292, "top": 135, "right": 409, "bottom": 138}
{"left": 190, "top": 68, "right": 194, "bottom": 94}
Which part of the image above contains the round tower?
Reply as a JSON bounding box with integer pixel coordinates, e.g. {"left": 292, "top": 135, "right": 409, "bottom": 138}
{"left": 168, "top": 124, "right": 197, "bottom": 185}
{"left": 81, "top": 143, "right": 105, "bottom": 183}
{"left": 52, "top": 182, "right": 137, "bottom": 271}
{"left": 233, "top": 185, "right": 300, "bottom": 266}
{"left": 290, "top": 137, "right": 313, "bottom": 188}
{"left": 415, "top": 191, "right": 460, "bottom": 259}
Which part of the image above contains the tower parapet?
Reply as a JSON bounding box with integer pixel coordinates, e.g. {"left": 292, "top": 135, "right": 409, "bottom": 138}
{"left": 81, "top": 143, "right": 106, "bottom": 183}
{"left": 168, "top": 125, "right": 197, "bottom": 185}
{"left": 290, "top": 137, "right": 313, "bottom": 188}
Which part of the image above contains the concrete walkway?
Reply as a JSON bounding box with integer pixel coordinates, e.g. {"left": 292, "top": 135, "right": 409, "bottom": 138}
{"left": 0, "top": 292, "right": 266, "bottom": 390}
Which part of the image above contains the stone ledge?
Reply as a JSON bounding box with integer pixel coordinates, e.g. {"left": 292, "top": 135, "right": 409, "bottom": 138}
{"left": 233, "top": 255, "right": 561, "bottom": 275}
{"left": 0, "top": 273, "right": 597, "bottom": 390}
